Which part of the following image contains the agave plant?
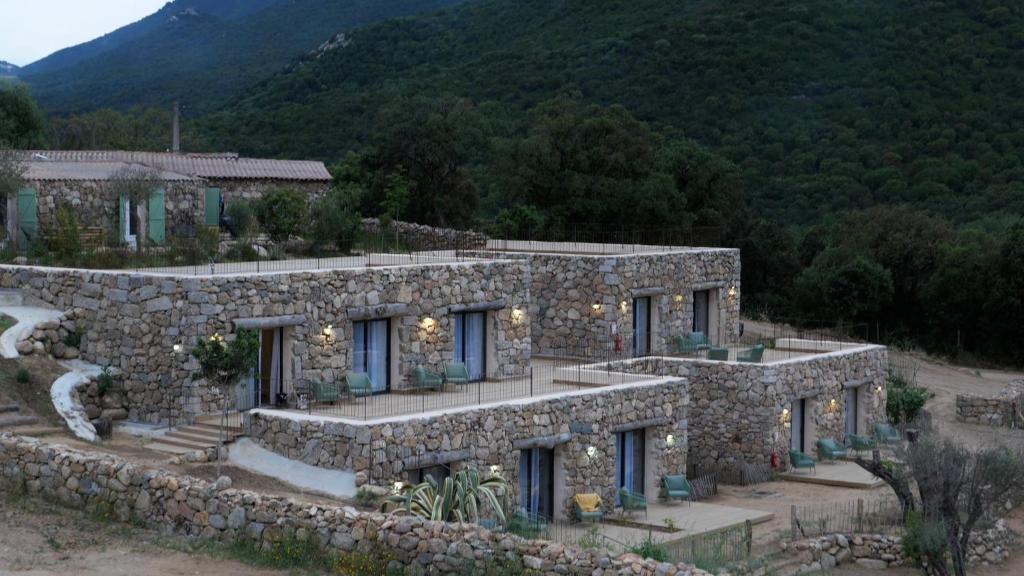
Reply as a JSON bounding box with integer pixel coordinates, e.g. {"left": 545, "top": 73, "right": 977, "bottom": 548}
{"left": 381, "top": 468, "right": 507, "bottom": 525}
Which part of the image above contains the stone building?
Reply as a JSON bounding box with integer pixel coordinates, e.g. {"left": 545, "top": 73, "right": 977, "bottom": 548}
{"left": 4, "top": 150, "right": 331, "bottom": 248}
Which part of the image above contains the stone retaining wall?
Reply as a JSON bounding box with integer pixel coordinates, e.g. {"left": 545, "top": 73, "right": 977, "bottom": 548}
{"left": 362, "top": 219, "right": 489, "bottom": 250}
{"left": 247, "top": 376, "right": 689, "bottom": 519}
{"left": 605, "top": 346, "right": 888, "bottom": 473}
{"left": 955, "top": 380, "right": 1024, "bottom": 427}
{"left": 0, "top": 259, "right": 530, "bottom": 423}
{"left": 0, "top": 433, "right": 706, "bottom": 576}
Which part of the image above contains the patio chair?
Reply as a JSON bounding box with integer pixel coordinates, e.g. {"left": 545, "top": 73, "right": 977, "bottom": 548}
{"left": 875, "top": 423, "right": 901, "bottom": 445}
{"left": 676, "top": 331, "right": 711, "bottom": 355}
{"left": 573, "top": 493, "right": 604, "bottom": 523}
{"left": 848, "top": 433, "right": 875, "bottom": 455}
{"left": 413, "top": 365, "right": 443, "bottom": 392}
{"left": 310, "top": 380, "right": 341, "bottom": 404}
{"left": 344, "top": 372, "right": 374, "bottom": 401}
{"left": 817, "top": 438, "right": 848, "bottom": 462}
{"left": 662, "top": 475, "right": 692, "bottom": 503}
{"left": 445, "top": 362, "right": 471, "bottom": 386}
{"left": 736, "top": 344, "right": 765, "bottom": 363}
{"left": 707, "top": 346, "right": 729, "bottom": 361}
{"left": 789, "top": 450, "right": 816, "bottom": 474}
{"left": 618, "top": 488, "right": 647, "bottom": 518}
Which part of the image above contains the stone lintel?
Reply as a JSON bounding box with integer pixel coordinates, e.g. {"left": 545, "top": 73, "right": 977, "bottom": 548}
{"left": 404, "top": 449, "right": 472, "bottom": 469}
{"left": 844, "top": 377, "right": 873, "bottom": 388}
{"left": 512, "top": 432, "right": 572, "bottom": 450}
{"left": 348, "top": 303, "right": 409, "bottom": 321}
{"left": 630, "top": 287, "right": 666, "bottom": 298}
{"left": 233, "top": 314, "right": 306, "bottom": 330}
{"left": 611, "top": 417, "right": 671, "bottom": 433}
{"left": 446, "top": 299, "right": 507, "bottom": 315}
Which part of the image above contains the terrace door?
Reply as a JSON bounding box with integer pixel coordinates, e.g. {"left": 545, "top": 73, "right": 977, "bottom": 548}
{"left": 354, "top": 319, "right": 390, "bottom": 393}
{"left": 519, "top": 448, "right": 554, "bottom": 519}
{"left": 257, "top": 328, "right": 284, "bottom": 406}
{"left": 791, "top": 398, "right": 806, "bottom": 453}
{"left": 120, "top": 194, "right": 139, "bottom": 248}
{"left": 845, "top": 387, "right": 859, "bottom": 439}
{"left": 633, "top": 297, "right": 651, "bottom": 356}
{"left": 454, "top": 311, "right": 486, "bottom": 381}
{"left": 615, "top": 429, "right": 646, "bottom": 503}
{"left": 692, "top": 290, "right": 710, "bottom": 336}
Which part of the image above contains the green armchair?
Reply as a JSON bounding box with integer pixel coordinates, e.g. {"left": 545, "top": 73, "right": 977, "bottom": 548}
{"left": 310, "top": 380, "right": 341, "bottom": 404}
{"left": 574, "top": 493, "right": 604, "bottom": 523}
{"left": 445, "top": 362, "right": 471, "bottom": 385}
{"left": 676, "top": 332, "right": 711, "bottom": 355}
{"left": 848, "top": 434, "right": 875, "bottom": 455}
{"left": 344, "top": 372, "right": 374, "bottom": 401}
{"left": 707, "top": 346, "right": 729, "bottom": 361}
{"left": 618, "top": 488, "right": 648, "bottom": 518}
{"left": 413, "top": 366, "right": 443, "bottom": 392}
{"left": 817, "top": 438, "right": 848, "bottom": 462}
{"left": 662, "top": 475, "right": 692, "bottom": 503}
{"left": 875, "top": 423, "right": 901, "bottom": 445}
{"left": 737, "top": 344, "right": 765, "bottom": 363}
{"left": 789, "top": 450, "right": 816, "bottom": 474}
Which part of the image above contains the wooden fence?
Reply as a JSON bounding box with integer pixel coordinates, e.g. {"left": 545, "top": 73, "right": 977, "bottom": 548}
{"left": 665, "top": 521, "right": 753, "bottom": 571}
{"left": 791, "top": 496, "right": 905, "bottom": 538}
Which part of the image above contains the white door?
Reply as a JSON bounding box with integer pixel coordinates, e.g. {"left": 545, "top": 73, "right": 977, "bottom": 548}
{"left": 122, "top": 196, "right": 137, "bottom": 247}
{"left": 791, "top": 398, "right": 805, "bottom": 452}
{"left": 845, "top": 387, "right": 859, "bottom": 439}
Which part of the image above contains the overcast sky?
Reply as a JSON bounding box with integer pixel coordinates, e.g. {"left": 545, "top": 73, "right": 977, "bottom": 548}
{"left": 0, "top": 0, "right": 168, "bottom": 66}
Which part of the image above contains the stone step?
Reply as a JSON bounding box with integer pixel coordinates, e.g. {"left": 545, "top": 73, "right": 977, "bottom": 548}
{"left": 11, "top": 426, "right": 64, "bottom": 437}
{"left": 148, "top": 435, "right": 215, "bottom": 451}
{"left": 0, "top": 414, "right": 40, "bottom": 429}
{"left": 166, "top": 429, "right": 232, "bottom": 445}
{"left": 189, "top": 422, "right": 244, "bottom": 436}
{"left": 0, "top": 404, "right": 21, "bottom": 414}
{"left": 143, "top": 442, "right": 197, "bottom": 455}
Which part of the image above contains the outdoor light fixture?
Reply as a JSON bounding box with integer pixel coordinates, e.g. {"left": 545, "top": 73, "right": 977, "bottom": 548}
{"left": 666, "top": 434, "right": 677, "bottom": 450}
{"left": 586, "top": 445, "right": 597, "bottom": 459}
{"left": 209, "top": 333, "right": 224, "bottom": 343}
{"left": 674, "top": 294, "right": 684, "bottom": 303}
{"left": 511, "top": 308, "right": 524, "bottom": 324}
{"left": 781, "top": 408, "right": 791, "bottom": 427}
{"left": 172, "top": 344, "right": 182, "bottom": 354}
{"left": 392, "top": 481, "right": 404, "bottom": 495}
{"left": 727, "top": 286, "right": 737, "bottom": 300}
{"left": 322, "top": 325, "right": 335, "bottom": 343}
{"left": 591, "top": 302, "right": 602, "bottom": 312}
{"left": 420, "top": 317, "right": 437, "bottom": 331}
{"left": 489, "top": 464, "right": 502, "bottom": 476}
{"left": 876, "top": 385, "right": 884, "bottom": 393}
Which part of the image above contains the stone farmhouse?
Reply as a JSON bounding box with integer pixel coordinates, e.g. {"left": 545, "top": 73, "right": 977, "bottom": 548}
{"left": 0, "top": 237, "right": 888, "bottom": 522}
{"left": 4, "top": 150, "right": 331, "bottom": 248}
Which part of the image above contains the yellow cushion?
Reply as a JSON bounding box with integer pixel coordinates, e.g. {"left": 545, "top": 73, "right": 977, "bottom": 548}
{"left": 575, "top": 493, "right": 602, "bottom": 512}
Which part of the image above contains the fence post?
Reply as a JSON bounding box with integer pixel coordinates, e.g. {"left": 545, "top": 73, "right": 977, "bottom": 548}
{"left": 745, "top": 520, "right": 752, "bottom": 558}
{"left": 790, "top": 504, "right": 797, "bottom": 540}
{"left": 857, "top": 498, "right": 864, "bottom": 533}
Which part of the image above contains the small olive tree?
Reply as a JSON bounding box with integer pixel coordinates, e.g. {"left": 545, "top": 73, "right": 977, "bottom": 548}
{"left": 108, "top": 165, "right": 160, "bottom": 250}
{"left": 190, "top": 330, "right": 259, "bottom": 474}
{"left": 856, "top": 427, "right": 1024, "bottom": 576}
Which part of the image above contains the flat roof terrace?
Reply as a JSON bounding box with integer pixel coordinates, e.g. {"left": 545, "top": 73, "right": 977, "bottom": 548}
{"left": 482, "top": 239, "right": 733, "bottom": 256}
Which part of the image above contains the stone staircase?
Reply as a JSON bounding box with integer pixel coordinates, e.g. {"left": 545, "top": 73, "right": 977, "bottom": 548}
{"left": 145, "top": 420, "right": 244, "bottom": 455}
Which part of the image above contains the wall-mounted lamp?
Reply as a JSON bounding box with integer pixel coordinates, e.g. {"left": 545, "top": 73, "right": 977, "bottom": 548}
{"left": 591, "top": 302, "right": 603, "bottom": 312}
{"left": 727, "top": 286, "right": 738, "bottom": 301}
{"left": 586, "top": 445, "right": 597, "bottom": 459}
{"left": 780, "top": 407, "right": 791, "bottom": 427}
{"left": 322, "top": 325, "right": 335, "bottom": 344}
{"left": 828, "top": 398, "right": 839, "bottom": 414}
{"left": 209, "top": 333, "right": 224, "bottom": 344}
{"left": 674, "top": 294, "right": 684, "bottom": 304}
{"left": 666, "top": 434, "right": 677, "bottom": 450}
{"left": 392, "top": 481, "right": 405, "bottom": 495}
{"left": 172, "top": 344, "right": 182, "bottom": 354}
{"left": 489, "top": 464, "right": 502, "bottom": 476}
{"left": 876, "top": 385, "right": 884, "bottom": 393}
{"left": 420, "top": 317, "right": 437, "bottom": 332}
{"left": 511, "top": 308, "right": 524, "bottom": 324}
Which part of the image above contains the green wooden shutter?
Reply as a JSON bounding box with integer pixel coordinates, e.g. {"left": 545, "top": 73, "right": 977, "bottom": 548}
{"left": 118, "top": 193, "right": 128, "bottom": 243}
{"left": 17, "top": 188, "right": 38, "bottom": 247}
{"left": 148, "top": 188, "right": 166, "bottom": 245}
{"left": 204, "top": 187, "right": 221, "bottom": 227}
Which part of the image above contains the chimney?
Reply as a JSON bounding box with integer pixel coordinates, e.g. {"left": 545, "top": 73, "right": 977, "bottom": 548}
{"left": 172, "top": 102, "right": 181, "bottom": 153}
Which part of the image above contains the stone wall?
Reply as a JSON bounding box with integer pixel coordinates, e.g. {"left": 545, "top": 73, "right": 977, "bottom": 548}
{"left": 0, "top": 433, "right": 707, "bottom": 576}
{"left": 473, "top": 248, "right": 741, "bottom": 356}
{"left": 362, "top": 218, "right": 490, "bottom": 250}
{"left": 955, "top": 380, "right": 1024, "bottom": 427}
{"left": 247, "top": 376, "right": 689, "bottom": 519}
{"left": 787, "top": 524, "right": 1012, "bottom": 572}
{"left": 0, "top": 259, "right": 531, "bottom": 423}
{"left": 217, "top": 180, "right": 328, "bottom": 207}
{"left": 605, "top": 346, "right": 888, "bottom": 473}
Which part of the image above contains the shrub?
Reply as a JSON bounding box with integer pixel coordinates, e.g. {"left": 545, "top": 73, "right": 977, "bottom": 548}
{"left": 96, "top": 367, "right": 114, "bottom": 397}
{"left": 309, "top": 187, "right": 362, "bottom": 254}
{"left": 256, "top": 188, "right": 308, "bottom": 243}
{"left": 49, "top": 203, "right": 81, "bottom": 259}
{"left": 491, "top": 205, "right": 545, "bottom": 239}
{"left": 15, "top": 368, "right": 30, "bottom": 383}
{"left": 628, "top": 537, "right": 670, "bottom": 562}
{"left": 354, "top": 486, "right": 381, "bottom": 508}
{"left": 62, "top": 330, "right": 82, "bottom": 349}
{"left": 225, "top": 200, "right": 255, "bottom": 239}
{"left": 886, "top": 372, "right": 933, "bottom": 424}
{"left": 902, "top": 511, "right": 947, "bottom": 568}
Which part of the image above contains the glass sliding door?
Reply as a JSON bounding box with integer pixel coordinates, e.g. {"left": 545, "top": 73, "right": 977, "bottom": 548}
{"left": 845, "top": 387, "right": 859, "bottom": 439}
{"left": 633, "top": 297, "right": 651, "bottom": 356}
{"left": 693, "top": 290, "right": 710, "bottom": 336}
{"left": 518, "top": 448, "right": 554, "bottom": 519}
{"left": 256, "top": 327, "right": 284, "bottom": 406}
{"left": 354, "top": 318, "right": 390, "bottom": 393}
{"left": 791, "top": 398, "right": 806, "bottom": 452}
{"left": 615, "top": 429, "right": 646, "bottom": 503}
{"left": 454, "top": 311, "right": 487, "bottom": 381}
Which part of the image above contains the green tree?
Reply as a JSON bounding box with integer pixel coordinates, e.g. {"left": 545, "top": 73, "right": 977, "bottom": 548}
{"left": 256, "top": 188, "right": 309, "bottom": 243}
{"left": 309, "top": 187, "right": 363, "bottom": 254}
{"left": 0, "top": 82, "right": 46, "bottom": 148}
{"left": 793, "top": 247, "right": 894, "bottom": 322}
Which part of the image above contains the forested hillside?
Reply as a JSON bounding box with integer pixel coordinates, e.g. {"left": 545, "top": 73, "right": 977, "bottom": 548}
{"left": 22, "top": 0, "right": 466, "bottom": 114}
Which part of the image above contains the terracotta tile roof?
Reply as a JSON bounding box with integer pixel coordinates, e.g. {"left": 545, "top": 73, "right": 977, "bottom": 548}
{"left": 25, "top": 161, "right": 201, "bottom": 182}
{"left": 22, "top": 150, "right": 332, "bottom": 182}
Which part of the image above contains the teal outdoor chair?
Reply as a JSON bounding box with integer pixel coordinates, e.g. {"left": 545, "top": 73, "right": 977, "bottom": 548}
{"left": 573, "top": 493, "right": 604, "bottom": 524}
{"left": 817, "top": 438, "right": 848, "bottom": 462}
{"left": 875, "top": 423, "right": 901, "bottom": 445}
{"left": 310, "top": 380, "right": 341, "bottom": 404}
{"left": 849, "top": 434, "right": 875, "bottom": 455}
{"left": 413, "top": 365, "right": 443, "bottom": 392}
{"left": 676, "top": 332, "right": 711, "bottom": 355}
{"left": 789, "top": 450, "right": 816, "bottom": 474}
{"left": 737, "top": 344, "right": 765, "bottom": 363}
{"left": 662, "top": 475, "right": 692, "bottom": 503}
{"left": 707, "top": 346, "right": 729, "bottom": 361}
{"left": 445, "top": 362, "right": 471, "bottom": 385}
{"left": 618, "top": 488, "right": 648, "bottom": 518}
{"left": 344, "top": 372, "right": 374, "bottom": 401}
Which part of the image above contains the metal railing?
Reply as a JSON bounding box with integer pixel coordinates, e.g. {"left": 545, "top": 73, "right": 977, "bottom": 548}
{"left": 791, "top": 496, "right": 905, "bottom": 538}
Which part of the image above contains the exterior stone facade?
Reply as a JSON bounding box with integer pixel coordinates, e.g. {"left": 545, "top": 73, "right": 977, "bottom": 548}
{"left": 0, "top": 259, "right": 531, "bottom": 423}
{"left": 247, "top": 376, "right": 689, "bottom": 519}
{"left": 955, "top": 380, "right": 1024, "bottom": 427}
{"left": 474, "top": 248, "right": 741, "bottom": 356}
{"left": 605, "top": 346, "right": 888, "bottom": 473}
{"left": 0, "top": 433, "right": 708, "bottom": 576}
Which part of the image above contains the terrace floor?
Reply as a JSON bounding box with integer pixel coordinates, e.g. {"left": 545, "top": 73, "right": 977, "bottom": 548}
{"left": 136, "top": 251, "right": 485, "bottom": 276}
{"left": 779, "top": 460, "right": 885, "bottom": 489}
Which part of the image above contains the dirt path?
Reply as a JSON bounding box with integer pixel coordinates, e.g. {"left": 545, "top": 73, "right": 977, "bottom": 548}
{"left": 0, "top": 496, "right": 295, "bottom": 576}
